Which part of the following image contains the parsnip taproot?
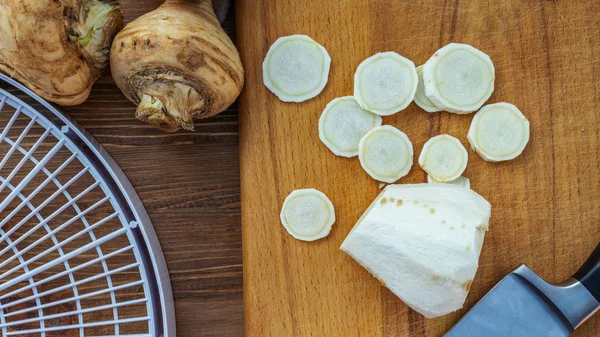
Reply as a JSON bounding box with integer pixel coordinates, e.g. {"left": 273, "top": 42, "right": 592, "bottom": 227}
{"left": 341, "top": 183, "right": 491, "bottom": 318}
{"left": 0, "top": 0, "right": 123, "bottom": 105}
{"left": 354, "top": 52, "right": 418, "bottom": 116}
{"left": 418, "top": 134, "right": 468, "bottom": 182}
{"left": 423, "top": 43, "right": 495, "bottom": 114}
{"left": 358, "top": 125, "right": 414, "bottom": 183}
{"left": 468, "top": 102, "right": 530, "bottom": 162}
{"left": 111, "top": 0, "right": 244, "bottom": 132}
{"left": 319, "top": 96, "right": 382, "bottom": 157}
{"left": 263, "top": 35, "right": 331, "bottom": 103}
{"left": 280, "top": 189, "right": 336, "bottom": 241}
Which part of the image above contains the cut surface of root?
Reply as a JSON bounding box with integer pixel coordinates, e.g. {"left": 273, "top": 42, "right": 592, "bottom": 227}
{"left": 423, "top": 43, "right": 495, "bottom": 114}
{"left": 414, "top": 65, "right": 440, "bottom": 113}
{"left": 468, "top": 102, "right": 530, "bottom": 162}
{"left": 319, "top": 96, "right": 382, "bottom": 157}
{"left": 419, "top": 134, "right": 468, "bottom": 182}
{"left": 354, "top": 52, "right": 418, "bottom": 116}
{"left": 136, "top": 82, "right": 205, "bottom": 132}
{"left": 358, "top": 125, "right": 414, "bottom": 183}
{"left": 280, "top": 189, "right": 335, "bottom": 241}
{"left": 340, "top": 183, "right": 491, "bottom": 318}
{"left": 263, "top": 35, "right": 331, "bottom": 102}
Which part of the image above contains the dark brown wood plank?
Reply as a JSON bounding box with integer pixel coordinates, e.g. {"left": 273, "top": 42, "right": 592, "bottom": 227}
{"left": 88, "top": 2, "right": 243, "bottom": 335}
{"left": 21, "top": 1, "right": 243, "bottom": 336}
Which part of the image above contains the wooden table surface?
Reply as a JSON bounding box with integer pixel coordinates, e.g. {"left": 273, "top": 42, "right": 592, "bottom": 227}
{"left": 2, "top": 1, "right": 600, "bottom": 337}
{"left": 64, "top": 1, "right": 244, "bottom": 336}
{"left": 238, "top": 1, "right": 600, "bottom": 336}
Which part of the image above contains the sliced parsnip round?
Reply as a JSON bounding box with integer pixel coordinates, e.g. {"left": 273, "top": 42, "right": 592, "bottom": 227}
{"left": 319, "top": 96, "right": 383, "bottom": 157}
{"left": 263, "top": 35, "right": 331, "bottom": 102}
{"left": 427, "top": 175, "right": 471, "bottom": 188}
{"left": 468, "top": 102, "right": 530, "bottom": 162}
{"left": 419, "top": 134, "right": 468, "bottom": 182}
{"left": 358, "top": 125, "right": 414, "bottom": 183}
{"left": 414, "top": 65, "right": 441, "bottom": 113}
{"left": 354, "top": 52, "right": 418, "bottom": 116}
{"left": 280, "top": 189, "right": 335, "bottom": 241}
{"left": 423, "top": 43, "right": 495, "bottom": 114}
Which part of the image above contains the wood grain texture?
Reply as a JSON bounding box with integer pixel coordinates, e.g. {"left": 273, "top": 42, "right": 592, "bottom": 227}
{"left": 237, "top": 1, "right": 600, "bottom": 336}
{"left": 1, "top": 1, "right": 243, "bottom": 336}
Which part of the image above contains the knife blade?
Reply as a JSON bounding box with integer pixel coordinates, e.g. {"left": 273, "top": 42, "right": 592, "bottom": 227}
{"left": 446, "top": 243, "right": 600, "bottom": 337}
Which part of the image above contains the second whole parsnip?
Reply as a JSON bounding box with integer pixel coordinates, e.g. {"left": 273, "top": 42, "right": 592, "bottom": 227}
{"left": 111, "top": 0, "right": 244, "bottom": 132}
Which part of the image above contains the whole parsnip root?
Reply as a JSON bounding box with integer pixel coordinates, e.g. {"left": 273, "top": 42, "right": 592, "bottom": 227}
{"left": 111, "top": 0, "right": 244, "bottom": 132}
{"left": 0, "top": 0, "right": 123, "bottom": 105}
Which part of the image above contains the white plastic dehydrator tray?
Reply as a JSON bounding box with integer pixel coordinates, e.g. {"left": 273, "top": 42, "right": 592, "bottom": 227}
{"left": 0, "top": 73, "right": 175, "bottom": 337}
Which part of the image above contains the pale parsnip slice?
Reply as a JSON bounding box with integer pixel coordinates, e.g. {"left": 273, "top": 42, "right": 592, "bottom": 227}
{"left": 358, "top": 126, "right": 414, "bottom": 183}
{"left": 428, "top": 175, "right": 471, "bottom": 189}
{"left": 280, "top": 189, "right": 335, "bottom": 241}
{"left": 319, "top": 96, "right": 383, "bottom": 157}
{"left": 419, "top": 134, "right": 468, "bottom": 182}
{"left": 340, "top": 183, "right": 492, "bottom": 318}
{"left": 423, "top": 43, "right": 495, "bottom": 114}
{"left": 354, "top": 52, "right": 418, "bottom": 116}
{"left": 414, "top": 65, "right": 441, "bottom": 113}
{"left": 468, "top": 102, "right": 530, "bottom": 162}
{"left": 263, "top": 35, "right": 331, "bottom": 102}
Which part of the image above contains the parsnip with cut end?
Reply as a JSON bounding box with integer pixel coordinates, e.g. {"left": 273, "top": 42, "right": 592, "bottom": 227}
{"left": 354, "top": 52, "right": 418, "bottom": 116}
{"left": 0, "top": 0, "right": 123, "bottom": 105}
{"left": 111, "top": 0, "right": 244, "bottom": 132}
{"left": 468, "top": 102, "right": 530, "bottom": 162}
{"left": 418, "top": 134, "right": 468, "bottom": 182}
{"left": 340, "top": 183, "right": 491, "bottom": 318}
{"left": 423, "top": 43, "right": 495, "bottom": 114}
{"left": 414, "top": 65, "right": 441, "bottom": 113}
{"left": 428, "top": 175, "right": 471, "bottom": 189}
{"left": 358, "top": 126, "right": 414, "bottom": 183}
{"left": 319, "top": 96, "right": 382, "bottom": 157}
{"left": 263, "top": 35, "right": 331, "bottom": 103}
{"left": 280, "top": 189, "right": 335, "bottom": 242}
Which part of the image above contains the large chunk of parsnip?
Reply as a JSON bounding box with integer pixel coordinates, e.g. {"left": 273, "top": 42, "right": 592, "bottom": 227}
{"left": 340, "top": 183, "right": 491, "bottom": 318}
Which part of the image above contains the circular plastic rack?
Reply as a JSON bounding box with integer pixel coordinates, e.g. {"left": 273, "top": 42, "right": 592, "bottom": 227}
{"left": 0, "top": 73, "right": 175, "bottom": 337}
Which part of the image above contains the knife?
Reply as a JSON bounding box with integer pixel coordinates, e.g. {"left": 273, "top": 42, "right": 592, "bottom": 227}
{"left": 446, "top": 242, "right": 600, "bottom": 336}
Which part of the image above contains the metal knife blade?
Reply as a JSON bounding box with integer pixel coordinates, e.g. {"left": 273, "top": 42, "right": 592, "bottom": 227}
{"left": 446, "top": 263, "right": 600, "bottom": 337}
{"left": 445, "top": 272, "right": 572, "bottom": 336}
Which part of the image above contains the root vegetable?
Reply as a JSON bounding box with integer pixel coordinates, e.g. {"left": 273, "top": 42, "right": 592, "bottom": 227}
{"left": 0, "top": 0, "right": 123, "bottom": 105}
{"left": 358, "top": 125, "right": 414, "bottom": 183}
{"left": 340, "top": 183, "right": 491, "bottom": 318}
{"left": 280, "top": 189, "right": 335, "bottom": 242}
{"left": 423, "top": 43, "right": 495, "bottom": 114}
{"left": 354, "top": 52, "right": 418, "bottom": 116}
{"left": 428, "top": 175, "right": 470, "bottom": 189}
{"left": 414, "top": 65, "right": 440, "bottom": 113}
{"left": 418, "top": 134, "right": 468, "bottom": 182}
{"left": 263, "top": 35, "right": 331, "bottom": 103}
{"left": 319, "top": 96, "right": 382, "bottom": 158}
{"left": 110, "top": 0, "right": 244, "bottom": 132}
{"left": 468, "top": 102, "right": 530, "bottom": 162}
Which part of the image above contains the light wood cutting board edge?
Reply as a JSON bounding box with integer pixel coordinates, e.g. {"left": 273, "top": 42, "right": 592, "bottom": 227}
{"left": 236, "top": 1, "right": 600, "bottom": 336}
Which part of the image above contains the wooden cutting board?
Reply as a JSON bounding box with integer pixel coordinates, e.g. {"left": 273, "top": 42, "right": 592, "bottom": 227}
{"left": 236, "top": 1, "right": 600, "bottom": 336}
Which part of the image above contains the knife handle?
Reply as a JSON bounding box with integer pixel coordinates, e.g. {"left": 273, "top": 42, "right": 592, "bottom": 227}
{"left": 573, "top": 241, "right": 600, "bottom": 302}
